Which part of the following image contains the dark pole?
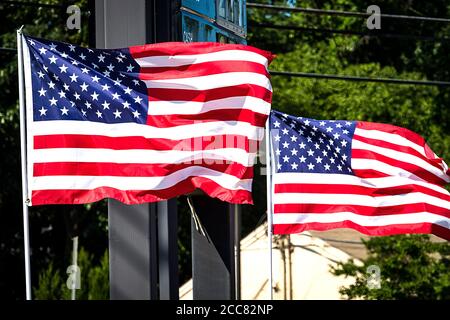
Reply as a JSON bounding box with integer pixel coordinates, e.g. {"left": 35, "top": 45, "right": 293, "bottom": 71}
{"left": 153, "top": 0, "right": 180, "bottom": 300}
{"left": 157, "top": 200, "right": 179, "bottom": 300}
{"left": 107, "top": 200, "right": 158, "bottom": 300}
{"left": 94, "top": 0, "right": 158, "bottom": 300}
{"left": 191, "top": 197, "right": 237, "bottom": 300}
{"left": 94, "top": 0, "right": 179, "bottom": 300}
{"left": 185, "top": 1, "right": 244, "bottom": 301}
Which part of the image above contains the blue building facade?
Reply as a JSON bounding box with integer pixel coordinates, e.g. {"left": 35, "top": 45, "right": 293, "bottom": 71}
{"left": 180, "top": 0, "right": 246, "bottom": 44}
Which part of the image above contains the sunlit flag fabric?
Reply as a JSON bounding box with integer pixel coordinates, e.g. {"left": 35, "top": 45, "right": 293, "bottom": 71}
{"left": 21, "top": 35, "right": 273, "bottom": 205}
{"left": 269, "top": 110, "right": 450, "bottom": 240}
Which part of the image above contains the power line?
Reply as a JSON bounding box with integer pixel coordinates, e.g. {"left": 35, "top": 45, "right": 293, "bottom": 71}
{"left": 0, "top": 47, "right": 16, "bottom": 53}
{"left": 299, "top": 233, "right": 365, "bottom": 245}
{"left": 1, "top": 1, "right": 64, "bottom": 9}
{"left": 270, "top": 71, "right": 450, "bottom": 87}
{"left": 247, "top": 2, "right": 450, "bottom": 24}
{"left": 2, "top": 49, "right": 448, "bottom": 86}
{"left": 249, "top": 23, "right": 450, "bottom": 42}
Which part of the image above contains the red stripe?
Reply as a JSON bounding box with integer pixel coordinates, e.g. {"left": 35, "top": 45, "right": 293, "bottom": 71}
{"left": 352, "top": 169, "right": 390, "bottom": 178}
{"left": 357, "top": 122, "right": 449, "bottom": 177}
{"left": 34, "top": 134, "right": 259, "bottom": 153}
{"left": 356, "top": 121, "right": 427, "bottom": 150}
{"left": 31, "top": 177, "right": 253, "bottom": 205}
{"left": 34, "top": 162, "right": 253, "bottom": 179}
{"left": 148, "top": 84, "right": 272, "bottom": 103}
{"left": 273, "top": 222, "right": 450, "bottom": 240}
{"left": 353, "top": 134, "right": 445, "bottom": 172}
{"left": 352, "top": 149, "right": 447, "bottom": 186}
{"left": 129, "top": 42, "right": 274, "bottom": 62}
{"left": 273, "top": 203, "right": 450, "bottom": 218}
{"left": 146, "top": 109, "right": 268, "bottom": 128}
{"left": 274, "top": 183, "right": 450, "bottom": 202}
{"left": 140, "top": 61, "right": 269, "bottom": 80}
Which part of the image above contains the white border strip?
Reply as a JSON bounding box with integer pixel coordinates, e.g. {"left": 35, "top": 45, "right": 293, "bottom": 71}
{"left": 273, "top": 192, "right": 449, "bottom": 209}
{"left": 32, "top": 120, "right": 266, "bottom": 141}
{"left": 147, "top": 96, "right": 271, "bottom": 116}
{"left": 273, "top": 172, "right": 449, "bottom": 196}
{"left": 31, "top": 166, "right": 252, "bottom": 192}
{"left": 272, "top": 212, "right": 450, "bottom": 229}
{"left": 135, "top": 50, "right": 270, "bottom": 68}
{"left": 143, "top": 72, "right": 272, "bottom": 91}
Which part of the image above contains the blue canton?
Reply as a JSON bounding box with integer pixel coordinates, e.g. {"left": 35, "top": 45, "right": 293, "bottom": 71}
{"left": 25, "top": 35, "right": 148, "bottom": 124}
{"left": 270, "top": 110, "right": 356, "bottom": 174}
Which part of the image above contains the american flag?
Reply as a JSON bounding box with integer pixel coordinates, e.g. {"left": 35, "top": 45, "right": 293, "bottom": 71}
{"left": 269, "top": 110, "right": 450, "bottom": 240}
{"left": 21, "top": 35, "right": 273, "bottom": 205}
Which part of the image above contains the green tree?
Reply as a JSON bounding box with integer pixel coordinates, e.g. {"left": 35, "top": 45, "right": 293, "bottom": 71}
{"left": 331, "top": 235, "right": 450, "bottom": 299}
{"left": 34, "top": 248, "right": 109, "bottom": 300}
{"left": 86, "top": 250, "right": 109, "bottom": 300}
{"left": 248, "top": 1, "right": 450, "bottom": 300}
{"left": 0, "top": 0, "right": 110, "bottom": 300}
{"left": 33, "top": 262, "right": 64, "bottom": 300}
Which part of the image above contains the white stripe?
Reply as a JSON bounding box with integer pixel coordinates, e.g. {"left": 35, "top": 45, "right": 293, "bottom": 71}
{"left": 272, "top": 212, "right": 450, "bottom": 229}
{"left": 143, "top": 72, "right": 272, "bottom": 91}
{"left": 273, "top": 192, "right": 450, "bottom": 210}
{"left": 272, "top": 172, "right": 450, "bottom": 197}
{"left": 31, "top": 120, "right": 265, "bottom": 141}
{"left": 355, "top": 128, "right": 426, "bottom": 157}
{"left": 147, "top": 96, "right": 271, "bottom": 115}
{"left": 351, "top": 158, "right": 444, "bottom": 184}
{"left": 33, "top": 148, "right": 256, "bottom": 167}
{"left": 135, "top": 50, "right": 270, "bottom": 68}
{"left": 352, "top": 140, "right": 448, "bottom": 182}
{"left": 31, "top": 166, "right": 252, "bottom": 191}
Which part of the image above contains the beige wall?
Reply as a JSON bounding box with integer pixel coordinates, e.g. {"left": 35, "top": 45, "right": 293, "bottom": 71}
{"left": 180, "top": 223, "right": 362, "bottom": 300}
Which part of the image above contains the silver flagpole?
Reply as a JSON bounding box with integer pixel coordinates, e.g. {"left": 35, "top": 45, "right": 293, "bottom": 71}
{"left": 17, "top": 27, "right": 32, "bottom": 300}
{"left": 71, "top": 236, "right": 79, "bottom": 300}
{"left": 265, "top": 117, "right": 273, "bottom": 300}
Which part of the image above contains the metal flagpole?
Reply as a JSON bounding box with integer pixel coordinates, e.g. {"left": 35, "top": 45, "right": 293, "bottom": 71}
{"left": 71, "top": 236, "right": 79, "bottom": 300}
{"left": 265, "top": 117, "right": 273, "bottom": 300}
{"left": 17, "top": 27, "right": 32, "bottom": 300}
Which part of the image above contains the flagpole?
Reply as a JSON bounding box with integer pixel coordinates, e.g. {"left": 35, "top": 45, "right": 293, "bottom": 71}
{"left": 265, "top": 117, "right": 273, "bottom": 300}
{"left": 17, "top": 27, "right": 32, "bottom": 300}
{"left": 71, "top": 236, "right": 79, "bottom": 300}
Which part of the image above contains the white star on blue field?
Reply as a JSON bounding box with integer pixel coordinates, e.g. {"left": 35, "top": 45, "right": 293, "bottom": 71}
{"left": 26, "top": 35, "right": 148, "bottom": 124}
{"left": 270, "top": 110, "right": 356, "bottom": 175}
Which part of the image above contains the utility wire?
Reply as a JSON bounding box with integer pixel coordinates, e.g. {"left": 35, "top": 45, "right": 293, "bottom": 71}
{"left": 270, "top": 71, "right": 450, "bottom": 87}
{"left": 1, "top": 1, "right": 64, "bottom": 9}
{"left": 2, "top": 48, "right": 448, "bottom": 86}
{"left": 299, "top": 233, "right": 365, "bottom": 245}
{"left": 0, "top": 47, "right": 16, "bottom": 52}
{"left": 247, "top": 3, "right": 450, "bottom": 24}
{"left": 249, "top": 23, "right": 450, "bottom": 42}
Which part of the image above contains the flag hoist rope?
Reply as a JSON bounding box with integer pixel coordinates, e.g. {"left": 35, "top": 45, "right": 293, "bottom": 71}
{"left": 17, "top": 27, "right": 32, "bottom": 300}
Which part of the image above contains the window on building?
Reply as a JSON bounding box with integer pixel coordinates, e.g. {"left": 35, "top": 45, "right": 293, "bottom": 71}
{"left": 217, "top": 0, "right": 244, "bottom": 27}
{"left": 183, "top": 16, "right": 199, "bottom": 42}
{"left": 218, "top": 0, "right": 226, "bottom": 18}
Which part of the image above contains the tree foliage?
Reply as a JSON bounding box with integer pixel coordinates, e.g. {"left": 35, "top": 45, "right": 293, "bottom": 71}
{"left": 0, "top": 0, "right": 109, "bottom": 300}
{"left": 331, "top": 235, "right": 450, "bottom": 299}
{"left": 34, "top": 248, "right": 109, "bottom": 300}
